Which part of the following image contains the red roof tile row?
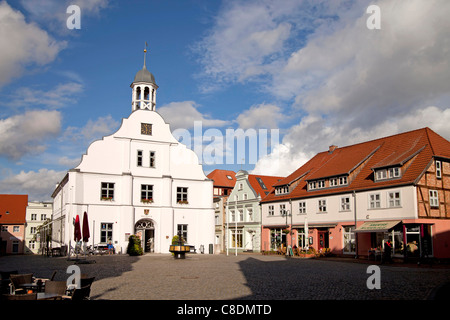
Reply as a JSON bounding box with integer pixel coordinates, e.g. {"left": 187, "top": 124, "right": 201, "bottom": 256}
{"left": 262, "top": 127, "right": 450, "bottom": 203}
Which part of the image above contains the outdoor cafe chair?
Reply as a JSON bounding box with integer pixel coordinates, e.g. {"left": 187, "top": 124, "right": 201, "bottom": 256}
{"left": 9, "top": 273, "right": 33, "bottom": 294}
{"left": 44, "top": 281, "right": 68, "bottom": 296}
{"left": 64, "top": 285, "right": 92, "bottom": 300}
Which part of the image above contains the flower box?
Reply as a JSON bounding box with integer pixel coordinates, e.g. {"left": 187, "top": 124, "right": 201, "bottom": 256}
{"left": 141, "top": 198, "right": 154, "bottom": 204}
{"left": 101, "top": 197, "right": 113, "bottom": 201}
{"left": 177, "top": 200, "right": 189, "bottom": 205}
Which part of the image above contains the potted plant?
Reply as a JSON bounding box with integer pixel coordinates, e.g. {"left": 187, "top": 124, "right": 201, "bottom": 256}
{"left": 141, "top": 198, "right": 154, "bottom": 204}
{"left": 127, "top": 235, "right": 143, "bottom": 256}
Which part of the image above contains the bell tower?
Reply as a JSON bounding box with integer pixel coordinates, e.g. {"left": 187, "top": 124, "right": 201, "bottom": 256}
{"left": 131, "top": 43, "right": 158, "bottom": 112}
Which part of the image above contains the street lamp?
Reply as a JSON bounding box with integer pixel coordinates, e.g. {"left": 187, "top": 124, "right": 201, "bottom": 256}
{"left": 281, "top": 209, "right": 293, "bottom": 256}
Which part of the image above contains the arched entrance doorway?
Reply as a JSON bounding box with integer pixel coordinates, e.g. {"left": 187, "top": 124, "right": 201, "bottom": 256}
{"left": 135, "top": 219, "right": 155, "bottom": 253}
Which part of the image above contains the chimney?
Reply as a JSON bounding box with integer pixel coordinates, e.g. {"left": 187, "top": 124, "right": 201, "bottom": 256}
{"left": 329, "top": 145, "right": 338, "bottom": 153}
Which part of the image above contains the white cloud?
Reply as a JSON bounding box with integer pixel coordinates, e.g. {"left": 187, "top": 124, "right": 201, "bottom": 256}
{"left": 220, "top": 0, "right": 448, "bottom": 176}
{"left": 0, "top": 168, "right": 66, "bottom": 201}
{"left": 0, "top": 1, "right": 66, "bottom": 87}
{"left": 236, "top": 103, "right": 284, "bottom": 129}
{"left": 158, "top": 101, "right": 230, "bottom": 131}
{"left": 0, "top": 110, "right": 61, "bottom": 160}
{"left": 62, "top": 114, "right": 120, "bottom": 145}
{"left": 19, "top": 0, "right": 109, "bottom": 33}
{"left": 4, "top": 82, "right": 84, "bottom": 109}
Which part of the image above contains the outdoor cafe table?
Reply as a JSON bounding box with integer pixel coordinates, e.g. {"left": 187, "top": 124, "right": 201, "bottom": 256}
{"left": 19, "top": 282, "right": 45, "bottom": 293}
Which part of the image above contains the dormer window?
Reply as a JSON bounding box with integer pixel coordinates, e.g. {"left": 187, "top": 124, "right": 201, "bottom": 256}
{"left": 339, "top": 176, "right": 348, "bottom": 185}
{"left": 318, "top": 180, "right": 325, "bottom": 188}
{"left": 376, "top": 167, "right": 400, "bottom": 181}
{"left": 275, "top": 185, "right": 289, "bottom": 195}
{"left": 308, "top": 181, "right": 317, "bottom": 190}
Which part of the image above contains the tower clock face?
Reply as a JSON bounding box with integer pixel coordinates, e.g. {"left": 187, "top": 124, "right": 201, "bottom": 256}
{"left": 141, "top": 123, "right": 152, "bottom": 135}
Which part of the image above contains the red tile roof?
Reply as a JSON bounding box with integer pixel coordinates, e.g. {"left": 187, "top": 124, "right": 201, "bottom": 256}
{"left": 263, "top": 127, "right": 450, "bottom": 203}
{"left": 0, "top": 194, "right": 28, "bottom": 224}
{"left": 247, "top": 174, "right": 284, "bottom": 198}
{"left": 207, "top": 169, "right": 236, "bottom": 187}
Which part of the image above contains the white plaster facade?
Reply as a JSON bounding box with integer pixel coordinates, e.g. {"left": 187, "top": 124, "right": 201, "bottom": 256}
{"left": 25, "top": 201, "right": 52, "bottom": 254}
{"left": 52, "top": 63, "right": 214, "bottom": 255}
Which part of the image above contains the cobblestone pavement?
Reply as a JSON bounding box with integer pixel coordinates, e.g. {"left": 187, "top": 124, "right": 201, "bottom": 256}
{"left": 1, "top": 253, "right": 449, "bottom": 300}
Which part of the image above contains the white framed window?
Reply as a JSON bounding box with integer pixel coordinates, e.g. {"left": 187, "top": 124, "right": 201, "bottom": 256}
{"left": 279, "top": 204, "right": 286, "bottom": 215}
{"left": 436, "top": 160, "right": 442, "bottom": 179}
{"left": 376, "top": 170, "right": 387, "bottom": 180}
{"left": 298, "top": 201, "right": 306, "bottom": 214}
{"left": 137, "top": 150, "right": 143, "bottom": 167}
{"left": 141, "top": 184, "right": 154, "bottom": 202}
{"left": 247, "top": 208, "right": 253, "bottom": 221}
{"left": 100, "top": 223, "right": 113, "bottom": 243}
{"left": 388, "top": 167, "right": 400, "bottom": 178}
{"left": 176, "top": 187, "right": 188, "bottom": 204}
{"left": 101, "top": 182, "right": 115, "bottom": 200}
{"left": 30, "top": 227, "right": 36, "bottom": 234}
{"left": 429, "top": 190, "right": 439, "bottom": 207}
{"left": 149, "top": 151, "right": 156, "bottom": 168}
{"left": 177, "top": 224, "right": 188, "bottom": 243}
{"left": 388, "top": 191, "right": 401, "bottom": 208}
{"left": 268, "top": 205, "right": 274, "bottom": 216}
{"left": 339, "top": 176, "right": 348, "bottom": 185}
{"left": 340, "top": 197, "right": 350, "bottom": 211}
{"left": 318, "top": 180, "right": 325, "bottom": 188}
{"left": 276, "top": 186, "right": 289, "bottom": 195}
{"left": 330, "top": 178, "right": 338, "bottom": 187}
{"left": 231, "top": 229, "right": 243, "bottom": 248}
{"left": 369, "top": 193, "right": 381, "bottom": 209}
{"left": 243, "top": 193, "right": 248, "bottom": 200}
{"left": 239, "top": 209, "right": 244, "bottom": 222}
{"left": 230, "top": 210, "right": 236, "bottom": 222}
{"left": 308, "top": 181, "right": 317, "bottom": 190}
{"left": 31, "top": 214, "right": 37, "bottom": 221}
{"left": 343, "top": 226, "right": 356, "bottom": 254}
{"left": 41, "top": 214, "right": 46, "bottom": 220}
{"left": 238, "top": 183, "right": 243, "bottom": 190}
{"left": 318, "top": 199, "right": 327, "bottom": 213}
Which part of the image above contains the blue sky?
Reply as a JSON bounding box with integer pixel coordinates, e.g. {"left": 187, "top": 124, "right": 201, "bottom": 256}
{"left": 1, "top": 0, "right": 450, "bottom": 200}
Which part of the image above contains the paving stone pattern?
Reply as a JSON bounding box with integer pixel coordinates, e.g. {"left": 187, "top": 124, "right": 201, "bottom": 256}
{"left": 1, "top": 253, "right": 449, "bottom": 300}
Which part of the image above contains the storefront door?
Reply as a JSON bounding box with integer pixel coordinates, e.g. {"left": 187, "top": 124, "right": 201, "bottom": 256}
{"left": 318, "top": 230, "right": 328, "bottom": 250}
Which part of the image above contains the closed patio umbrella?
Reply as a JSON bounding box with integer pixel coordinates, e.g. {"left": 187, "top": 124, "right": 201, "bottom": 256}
{"left": 74, "top": 215, "right": 81, "bottom": 242}
{"left": 82, "top": 212, "right": 90, "bottom": 243}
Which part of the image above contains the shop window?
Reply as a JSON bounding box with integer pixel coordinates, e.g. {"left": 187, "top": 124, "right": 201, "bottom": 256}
{"left": 231, "top": 229, "right": 243, "bottom": 248}
{"left": 342, "top": 226, "right": 355, "bottom": 254}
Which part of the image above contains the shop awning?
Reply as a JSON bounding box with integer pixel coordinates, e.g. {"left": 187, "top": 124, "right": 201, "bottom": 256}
{"left": 354, "top": 220, "right": 401, "bottom": 233}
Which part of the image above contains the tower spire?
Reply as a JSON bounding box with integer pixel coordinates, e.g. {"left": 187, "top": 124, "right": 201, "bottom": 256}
{"left": 143, "top": 41, "right": 148, "bottom": 69}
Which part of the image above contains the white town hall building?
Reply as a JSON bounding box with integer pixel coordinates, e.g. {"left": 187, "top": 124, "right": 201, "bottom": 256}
{"left": 51, "top": 52, "right": 214, "bottom": 254}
